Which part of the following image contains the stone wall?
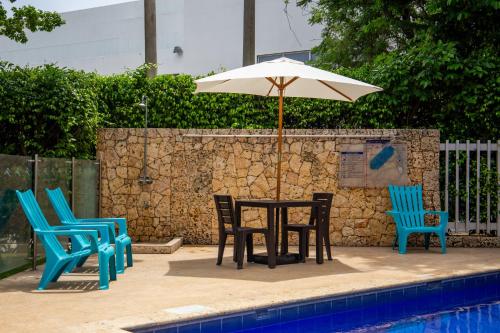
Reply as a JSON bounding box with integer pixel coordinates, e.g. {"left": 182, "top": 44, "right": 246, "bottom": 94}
{"left": 96, "top": 128, "right": 441, "bottom": 246}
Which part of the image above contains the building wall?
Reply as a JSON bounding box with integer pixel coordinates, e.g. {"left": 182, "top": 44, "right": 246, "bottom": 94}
{"left": 96, "top": 128, "right": 441, "bottom": 246}
{"left": 0, "top": 0, "right": 322, "bottom": 75}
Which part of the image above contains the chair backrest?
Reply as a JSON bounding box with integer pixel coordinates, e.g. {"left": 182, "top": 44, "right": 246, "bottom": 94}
{"left": 214, "top": 195, "right": 236, "bottom": 232}
{"left": 16, "top": 189, "right": 68, "bottom": 258}
{"left": 45, "top": 187, "right": 77, "bottom": 223}
{"left": 310, "top": 192, "right": 334, "bottom": 226}
{"left": 45, "top": 187, "right": 90, "bottom": 250}
{"left": 388, "top": 184, "right": 425, "bottom": 227}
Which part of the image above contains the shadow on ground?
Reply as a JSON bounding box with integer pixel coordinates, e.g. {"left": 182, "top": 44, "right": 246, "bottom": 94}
{"left": 166, "top": 254, "right": 360, "bottom": 282}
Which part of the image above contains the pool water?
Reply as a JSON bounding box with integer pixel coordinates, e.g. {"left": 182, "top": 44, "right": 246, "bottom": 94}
{"left": 380, "top": 301, "right": 500, "bottom": 332}
{"left": 132, "top": 271, "right": 500, "bottom": 333}
{"left": 236, "top": 301, "right": 500, "bottom": 332}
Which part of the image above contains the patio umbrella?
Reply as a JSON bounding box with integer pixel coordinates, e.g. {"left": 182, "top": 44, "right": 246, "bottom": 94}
{"left": 194, "top": 57, "right": 382, "bottom": 200}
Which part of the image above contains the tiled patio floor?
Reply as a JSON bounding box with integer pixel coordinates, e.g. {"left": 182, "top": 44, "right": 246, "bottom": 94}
{"left": 0, "top": 246, "right": 499, "bottom": 332}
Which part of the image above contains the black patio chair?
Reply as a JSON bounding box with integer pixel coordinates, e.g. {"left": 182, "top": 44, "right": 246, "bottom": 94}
{"left": 283, "top": 192, "right": 334, "bottom": 262}
{"left": 214, "top": 195, "right": 270, "bottom": 269}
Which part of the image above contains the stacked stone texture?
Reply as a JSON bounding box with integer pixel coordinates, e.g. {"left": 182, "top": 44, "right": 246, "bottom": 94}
{"left": 97, "top": 128, "right": 441, "bottom": 246}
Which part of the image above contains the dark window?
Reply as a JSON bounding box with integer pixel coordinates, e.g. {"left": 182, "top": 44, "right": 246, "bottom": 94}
{"left": 257, "top": 50, "right": 312, "bottom": 63}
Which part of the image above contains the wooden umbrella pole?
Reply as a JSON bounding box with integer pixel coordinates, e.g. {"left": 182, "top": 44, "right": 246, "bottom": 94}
{"left": 276, "top": 78, "right": 284, "bottom": 201}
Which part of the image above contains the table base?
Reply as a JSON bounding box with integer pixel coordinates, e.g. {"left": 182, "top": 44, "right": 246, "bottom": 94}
{"left": 252, "top": 253, "right": 301, "bottom": 266}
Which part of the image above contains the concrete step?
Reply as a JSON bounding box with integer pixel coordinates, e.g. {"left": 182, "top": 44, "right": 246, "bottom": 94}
{"left": 132, "top": 238, "right": 183, "bottom": 254}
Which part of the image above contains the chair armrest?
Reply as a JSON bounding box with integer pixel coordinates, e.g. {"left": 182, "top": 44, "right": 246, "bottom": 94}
{"left": 52, "top": 224, "right": 113, "bottom": 244}
{"left": 77, "top": 218, "right": 127, "bottom": 237}
{"left": 424, "top": 210, "right": 449, "bottom": 229}
{"left": 38, "top": 229, "right": 99, "bottom": 251}
{"left": 385, "top": 211, "right": 408, "bottom": 231}
{"left": 61, "top": 220, "right": 117, "bottom": 243}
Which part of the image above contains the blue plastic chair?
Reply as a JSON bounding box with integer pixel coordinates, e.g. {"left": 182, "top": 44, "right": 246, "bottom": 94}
{"left": 46, "top": 187, "right": 133, "bottom": 274}
{"left": 386, "top": 184, "right": 448, "bottom": 254}
{"left": 16, "top": 189, "right": 116, "bottom": 290}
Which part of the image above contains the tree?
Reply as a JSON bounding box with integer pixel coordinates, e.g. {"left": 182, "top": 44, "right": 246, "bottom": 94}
{"left": 297, "top": 0, "right": 499, "bottom": 68}
{"left": 144, "top": 0, "right": 157, "bottom": 78}
{"left": 242, "top": 0, "right": 255, "bottom": 66}
{"left": 0, "top": 0, "right": 64, "bottom": 43}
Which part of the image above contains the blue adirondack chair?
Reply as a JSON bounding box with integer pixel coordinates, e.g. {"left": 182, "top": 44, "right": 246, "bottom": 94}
{"left": 46, "top": 187, "right": 133, "bottom": 274}
{"left": 387, "top": 184, "right": 448, "bottom": 254}
{"left": 16, "top": 189, "right": 116, "bottom": 290}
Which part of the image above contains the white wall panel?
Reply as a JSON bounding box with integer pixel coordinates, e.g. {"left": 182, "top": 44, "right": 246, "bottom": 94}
{"left": 0, "top": 0, "right": 322, "bottom": 75}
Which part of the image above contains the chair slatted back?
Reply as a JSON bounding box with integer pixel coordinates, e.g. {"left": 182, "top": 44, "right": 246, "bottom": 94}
{"left": 214, "top": 195, "right": 236, "bottom": 232}
{"left": 45, "top": 187, "right": 90, "bottom": 250}
{"left": 16, "top": 189, "right": 68, "bottom": 258}
{"left": 309, "top": 192, "right": 334, "bottom": 226}
{"left": 388, "top": 185, "right": 425, "bottom": 228}
{"left": 46, "top": 187, "right": 76, "bottom": 222}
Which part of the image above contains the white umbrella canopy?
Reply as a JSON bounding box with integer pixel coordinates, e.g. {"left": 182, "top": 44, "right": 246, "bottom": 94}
{"left": 194, "top": 57, "right": 383, "bottom": 200}
{"left": 195, "top": 57, "right": 382, "bottom": 101}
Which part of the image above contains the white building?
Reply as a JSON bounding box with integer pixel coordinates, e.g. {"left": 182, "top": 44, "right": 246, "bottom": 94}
{"left": 0, "top": 0, "right": 322, "bottom": 75}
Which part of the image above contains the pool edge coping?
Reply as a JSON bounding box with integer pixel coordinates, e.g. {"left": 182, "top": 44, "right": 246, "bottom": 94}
{"left": 124, "top": 268, "right": 500, "bottom": 332}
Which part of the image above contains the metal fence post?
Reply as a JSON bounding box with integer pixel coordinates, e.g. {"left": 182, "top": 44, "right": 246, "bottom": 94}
{"left": 445, "top": 140, "right": 449, "bottom": 214}
{"left": 465, "top": 140, "right": 470, "bottom": 233}
{"left": 98, "top": 153, "right": 102, "bottom": 218}
{"left": 476, "top": 140, "right": 481, "bottom": 234}
{"left": 497, "top": 139, "right": 499, "bottom": 237}
{"left": 32, "top": 154, "right": 39, "bottom": 270}
{"left": 486, "top": 140, "right": 491, "bottom": 233}
{"left": 455, "top": 140, "right": 460, "bottom": 230}
{"left": 71, "top": 157, "right": 76, "bottom": 213}
{"left": 440, "top": 139, "right": 499, "bottom": 236}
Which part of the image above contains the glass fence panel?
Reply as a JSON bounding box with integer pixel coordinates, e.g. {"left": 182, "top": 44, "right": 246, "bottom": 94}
{"left": 73, "top": 159, "right": 100, "bottom": 218}
{"left": 36, "top": 157, "right": 72, "bottom": 254}
{"left": 0, "top": 154, "right": 33, "bottom": 275}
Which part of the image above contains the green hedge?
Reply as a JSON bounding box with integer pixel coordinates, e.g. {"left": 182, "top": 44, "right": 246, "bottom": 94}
{"left": 0, "top": 46, "right": 498, "bottom": 159}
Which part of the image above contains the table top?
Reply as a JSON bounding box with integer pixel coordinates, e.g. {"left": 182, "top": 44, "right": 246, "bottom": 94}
{"left": 234, "top": 199, "right": 321, "bottom": 208}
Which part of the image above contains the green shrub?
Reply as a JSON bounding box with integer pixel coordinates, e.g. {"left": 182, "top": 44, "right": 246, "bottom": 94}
{"left": 0, "top": 62, "right": 99, "bottom": 159}
{"left": 0, "top": 60, "right": 497, "bottom": 159}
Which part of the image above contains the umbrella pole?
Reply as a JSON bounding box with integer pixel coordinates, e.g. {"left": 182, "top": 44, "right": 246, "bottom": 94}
{"left": 276, "top": 79, "right": 284, "bottom": 201}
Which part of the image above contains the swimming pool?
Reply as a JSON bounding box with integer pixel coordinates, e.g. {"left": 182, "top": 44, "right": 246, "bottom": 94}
{"left": 131, "top": 271, "right": 500, "bottom": 333}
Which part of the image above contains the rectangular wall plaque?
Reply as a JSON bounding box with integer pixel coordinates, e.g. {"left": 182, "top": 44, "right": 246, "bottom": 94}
{"left": 339, "top": 151, "right": 365, "bottom": 188}
{"left": 339, "top": 141, "right": 409, "bottom": 188}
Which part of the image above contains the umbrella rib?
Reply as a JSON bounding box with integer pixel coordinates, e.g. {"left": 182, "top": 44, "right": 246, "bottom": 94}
{"left": 266, "top": 77, "right": 279, "bottom": 87}
{"left": 265, "top": 77, "right": 279, "bottom": 96}
{"left": 318, "top": 80, "right": 353, "bottom": 102}
{"left": 283, "top": 76, "right": 299, "bottom": 89}
{"left": 266, "top": 82, "right": 274, "bottom": 97}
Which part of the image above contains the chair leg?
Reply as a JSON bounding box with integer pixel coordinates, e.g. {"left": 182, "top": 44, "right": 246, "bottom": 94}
{"left": 38, "top": 258, "right": 64, "bottom": 290}
{"left": 216, "top": 233, "right": 227, "bottom": 265}
{"left": 281, "top": 229, "right": 289, "bottom": 255}
{"left": 392, "top": 233, "right": 398, "bottom": 251}
{"left": 76, "top": 256, "right": 88, "bottom": 268}
{"left": 323, "top": 228, "right": 333, "bottom": 261}
{"left": 264, "top": 232, "right": 276, "bottom": 269}
{"left": 424, "top": 234, "right": 430, "bottom": 250}
{"left": 50, "top": 261, "right": 68, "bottom": 283}
{"left": 246, "top": 234, "right": 254, "bottom": 262}
{"left": 324, "top": 236, "right": 332, "bottom": 261}
{"left": 305, "top": 233, "right": 310, "bottom": 257}
{"left": 237, "top": 233, "right": 246, "bottom": 269}
{"left": 126, "top": 243, "right": 133, "bottom": 268}
{"left": 398, "top": 232, "right": 408, "bottom": 254}
{"left": 109, "top": 253, "right": 117, "bottom": 281}
{"left": 233, "top": 236, "right": 238, "bottom": 263}
{"left": 115, "top": 241, "right": 125, "bottom": 274}
{"left": 64, "top": 257, "right": 79, "bottom": 273}
{"left": 438, "top": 232, "right": 447, "bottom": 254}
{"left": 98, "top": 252, "right": 110, "bottom": 290}
{"left": 298, "top": 231, "right": 307, "bottom": 263}
{"left": 64, "top": 240, "right": 84, "bottom": 273}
